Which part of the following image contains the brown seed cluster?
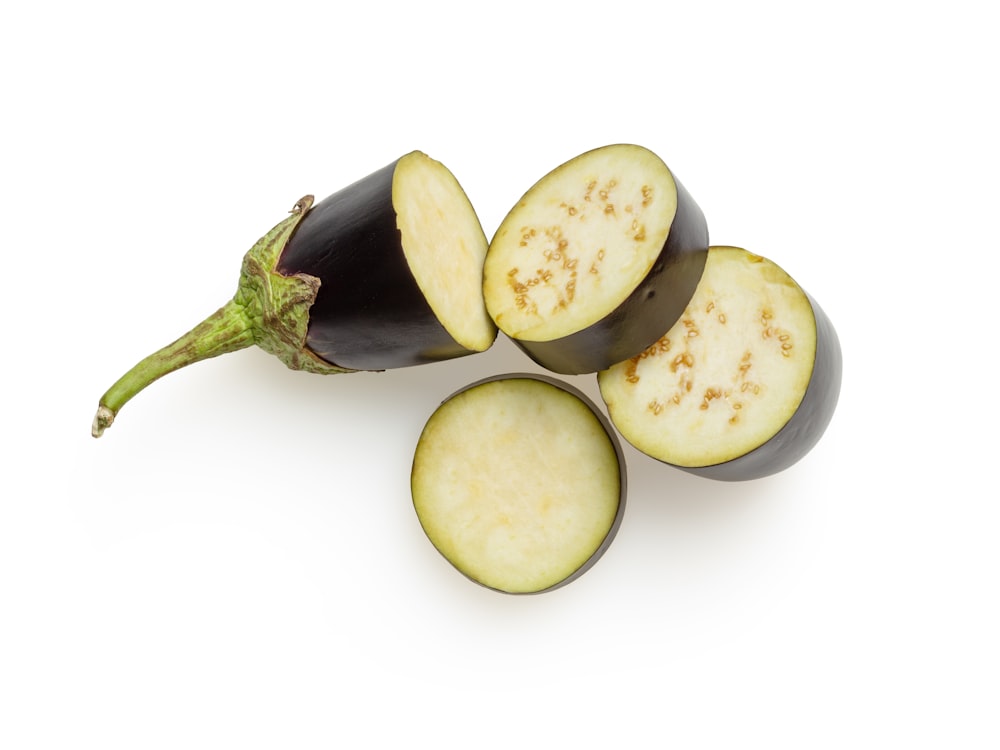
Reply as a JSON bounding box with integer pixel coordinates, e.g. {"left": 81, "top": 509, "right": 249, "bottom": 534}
{"left": 671, "top": 351, "right": 695, "bottom": 372}
{"left": 760, "top": 307, "right": 794, "bottom": 357}
{"left": 646, "top": 371, "right": 695, "bottom": 416}
{"left": 589, "top": 248, "right": 605, "bottom": 275}
{"left": 704, "top": 300, "right": 727, "bottom": 325}
{"left": 624, "top": 335, "right": 672, "bottom": 384}
{"left": 507, "top": 224, "right": 582, "bottom": 315}
{"left": 507, "top": 176, "right": 655, "bottom": 319}
{"left": 624, "top": 332, "right": 696, "bottom": 417}
{"left": 698, "top": 349, "right": 766, "bottom": 426}
{"left": 634, "top": 296, "right": 772, "bottom": 426}
{"left": 700, "top": 387, "right": 724, "bottom": 410}
{"left": 506, "top": 265, "right": 552, "bottom": 314}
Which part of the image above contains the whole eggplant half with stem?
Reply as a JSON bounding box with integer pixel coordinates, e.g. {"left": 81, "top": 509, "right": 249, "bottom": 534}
{"left": 411, "top": 374, "right": 626, "bottom": 594}
{"left": 597, "top": 246, "right": 842, "bottom": 481}
{"left": 92, "top": 151, "right": 496, "bottom": 437}
{"left": 483, "top": 144, "right": 708, "bottom": 374}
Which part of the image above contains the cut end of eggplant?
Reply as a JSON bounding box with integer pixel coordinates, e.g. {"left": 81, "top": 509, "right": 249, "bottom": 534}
{"left": 486, "top": 145, "right": 677, "bottom": 341}
{"left": 278, "top": 152, "right": 496, "bottom": 371}
{"left": 598, "top": 246, "right": 841, "bottom": 480}
{"left": 483, "top": 144, "right": 708, "bottom": 374}
{"left": 411, "top": 375, "right": 625, "bottom": 594}
{"left": 393, "top": 152, "right": 496, "bottom": 354}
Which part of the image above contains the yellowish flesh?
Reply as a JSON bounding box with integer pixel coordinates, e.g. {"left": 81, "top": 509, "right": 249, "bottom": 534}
{"left": 484, "top": 144, "right": 677, "bottom": 342}
{"left": 393, "top": 152, "right": 497, "bottom": 352}
{"left": 411, "top": 379, "right": 621, "bottom": 594}
{"left": 598, "top": 247, "right": 817, "bottom": 467}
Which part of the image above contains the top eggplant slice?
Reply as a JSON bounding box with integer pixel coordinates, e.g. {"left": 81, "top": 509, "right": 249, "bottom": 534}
{"left": 484, "top": 144, "right": 709, "bottom": 374}
{"left": 597, "top": 246, "right": 842, "bottom": 481}
{"left": 92, "top": 151, "right": 496, "bottom": 437}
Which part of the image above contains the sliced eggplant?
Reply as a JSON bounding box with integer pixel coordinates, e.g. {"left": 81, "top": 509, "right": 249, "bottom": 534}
{"left": 411, "top": 375, "right": 626, "bottom": 594}
{"left": 597, "top": 246, "right": 841, "bottom": 481}
{"left": 277, "top": 151, "right": 496, "bottom": 370}
{"left": 483, "top": 144, "right": 708, "bottom": 374}
{"left": 92, "top": 151, "right": 495, "bottom": 437}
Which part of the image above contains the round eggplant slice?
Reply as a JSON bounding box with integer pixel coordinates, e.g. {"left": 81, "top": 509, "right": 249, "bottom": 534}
{"left": 597, "top": 246, "right": 842, "bottom": 481}
{"left": 278, "top": 151, "right": 496, "bottom": 370}
{"left": 411, "top": 375, "right": 626, "bottom": 594}
{"left": 484, "top": 144, "right": 708, "bottom": 374}
{"left": 92, "top": 151, "right": 495, "bottom": 437}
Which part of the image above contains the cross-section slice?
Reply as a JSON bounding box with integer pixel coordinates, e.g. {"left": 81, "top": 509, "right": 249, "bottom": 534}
{"left": 484, "top": 144, "right": 708, "bottom": 374}
{"left": 411, "top": 375, "right": 626, "bottom": 593}
{"left": 597, "top": 246, "right": 841, "bottom": 481}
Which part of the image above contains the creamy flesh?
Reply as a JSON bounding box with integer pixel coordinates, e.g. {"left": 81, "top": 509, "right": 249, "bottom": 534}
{"left": 393, "top": 152, "right": 496, "bottom": 353}
{"left": 484, "top": 144, "right": 677, "bottom": 342}
{"left": 411, "top": 378, "right": 622, "bottom": 594}
{"left": 598, "top": 247, "right": 818, "bottom": 468}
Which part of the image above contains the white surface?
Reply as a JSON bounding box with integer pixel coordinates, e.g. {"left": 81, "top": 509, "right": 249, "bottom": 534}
{"left": 2, "top": 1, "right": 997, "bottom": 747}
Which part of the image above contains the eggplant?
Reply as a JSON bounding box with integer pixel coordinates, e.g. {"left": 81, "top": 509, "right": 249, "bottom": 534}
{"left": 597, "top": 246, "right": 842, "bottom": 481}
{"left": 92, "top": 151, "right": 496, "bottom": 437}
{"left": 483, "top": 144, "right": 708, "bottom": 374}
{"left": 411, "top": 374, "right": 626, "bottom": 594}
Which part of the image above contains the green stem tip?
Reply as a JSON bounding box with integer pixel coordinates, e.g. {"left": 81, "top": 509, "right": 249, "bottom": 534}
{"left": 91, "top": 300, "right": 255, "bottom": 437}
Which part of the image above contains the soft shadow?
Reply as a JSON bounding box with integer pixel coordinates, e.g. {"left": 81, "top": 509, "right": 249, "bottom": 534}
{"left": 624, "top": 442, "right": 784, "bottom": 525}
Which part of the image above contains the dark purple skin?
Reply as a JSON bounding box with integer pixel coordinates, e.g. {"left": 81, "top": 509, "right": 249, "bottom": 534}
{"left": 276, "top": 158, "right": 485, "bottom": 371}
{"left": 419, "top": 373, "right": 628, "bottom": 595}
{"left": 512, "top": 175, "right": 709, "bottom": 375}
{"left": 675, "top": 295, "right": 842, "bottom": 482}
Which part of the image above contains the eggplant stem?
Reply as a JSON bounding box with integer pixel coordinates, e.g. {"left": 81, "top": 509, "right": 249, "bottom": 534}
{"left": 92, "top": 300, "right": 254, "bottom": 438}
{"left": 91, "top": 194, "right": 351, "bottom": 438}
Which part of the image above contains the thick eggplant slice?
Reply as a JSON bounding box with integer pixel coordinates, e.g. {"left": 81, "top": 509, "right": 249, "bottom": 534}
{"left": 278, "top": 151, "right": 496, "bottom": 370}
{"left": 92, "top": 151, "right": 495, "bottom": 437}
{"left": 411, "top": 375, "right": 626, "bottom": 594}
{"left": 597, "top": 246, "right": 841, "bottom": 481}
{"left": 484, "top": 144, "right": 708, "bottom": 374}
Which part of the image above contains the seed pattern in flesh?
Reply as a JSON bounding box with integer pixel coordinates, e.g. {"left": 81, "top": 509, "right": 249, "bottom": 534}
{"left": 760, "top": 307, "right": 794, "bottom": 357}
{"left": 620, "top": 295, "right": 795, "bottom": 426}
{"left": 506, "top": 178, "right": 651, "bottom": 318}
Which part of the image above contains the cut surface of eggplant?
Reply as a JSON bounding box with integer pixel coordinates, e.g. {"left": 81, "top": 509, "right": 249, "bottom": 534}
{"left": 278, "top": 150, "right": 496, "bottom": 370}
{"left": 411, "top": 375, "right": 626, "bottom": 594}
{"left": 484, "top": 144, "right": 708, "bottom": 374}
{"left": 598, "top": 246, "right": 841, "bottom": 481}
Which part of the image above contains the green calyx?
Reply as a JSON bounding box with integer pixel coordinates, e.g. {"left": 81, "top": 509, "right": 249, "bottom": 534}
{"left": 92, "top": 195, "right": 351, "bottom": 438}
{"left": 234, "top": 195, "right": 350, "bottom": 376}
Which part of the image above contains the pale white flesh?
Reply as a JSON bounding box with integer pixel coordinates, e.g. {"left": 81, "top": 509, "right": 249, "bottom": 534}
{"left": 411, "top": 378, "right": 622, "bottom": 594}
{"left": 484, "top": 144, "right": 677, "bottom": 342}
{"left": 393, "top": 151, "right": 497, "bottom": 352}
{"left": 598, "top": 247, "right": 817, "bottom": 468}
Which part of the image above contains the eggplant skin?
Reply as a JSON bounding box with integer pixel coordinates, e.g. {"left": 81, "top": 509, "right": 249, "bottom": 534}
{"left": 597, "top": 246, "right": 842, "bottom": 482}
{"left": 276, "top": 155, "right": 491, "bottom": 371}
{"left": 516, "top": 176, "right": 708, "bottom": 374}
{"left": 677, "top": 295, "right": 841, "bottom": 482}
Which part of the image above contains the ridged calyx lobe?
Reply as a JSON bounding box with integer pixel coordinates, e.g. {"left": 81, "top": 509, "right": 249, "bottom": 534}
{"left": 236, "top": 195, "right": 352, "bottom": 375}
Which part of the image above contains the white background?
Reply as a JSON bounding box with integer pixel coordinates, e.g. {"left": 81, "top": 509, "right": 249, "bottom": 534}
{"left": 3, "top": 1, "right": 998, "bottom": 747}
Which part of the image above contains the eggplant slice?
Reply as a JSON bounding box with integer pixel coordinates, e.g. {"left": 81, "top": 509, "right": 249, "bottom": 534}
{"left": 278, "top": 150, "right": 496, "bottom": 370}
{"left": 484, "top": 144, "right": 708, "bottom": 374}
{"left": 597, "top": 246, "right": 841, "bottom": 481}
{"left": 411, "top": 375, "right": 626, "bottom": 594}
